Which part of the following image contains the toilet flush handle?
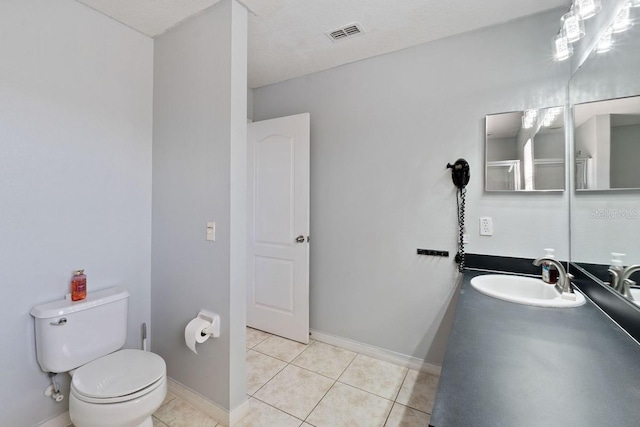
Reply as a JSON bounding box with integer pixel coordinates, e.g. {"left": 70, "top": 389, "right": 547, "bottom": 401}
{"left": 50, "top": 318, "right": 67, "bottom": 326}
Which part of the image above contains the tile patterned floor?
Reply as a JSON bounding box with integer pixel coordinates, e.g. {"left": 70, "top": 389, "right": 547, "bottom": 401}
{"left": 93, "top": 328, "right": 438, "bottom": 427}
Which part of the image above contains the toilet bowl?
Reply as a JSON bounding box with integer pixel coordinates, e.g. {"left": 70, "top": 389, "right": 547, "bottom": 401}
{"left": 69, "top": 349, "right": 166, "bottom": 427}
{"left": 30, "top": 287, "right": 168, "bottom": 427}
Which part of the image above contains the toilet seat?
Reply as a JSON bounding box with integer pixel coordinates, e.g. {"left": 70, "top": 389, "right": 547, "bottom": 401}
{"left": 71, "top": 349, "right": 166, "bottom": 404}
{"left": 72, "top": 375, "right": 165, "bottom": 404}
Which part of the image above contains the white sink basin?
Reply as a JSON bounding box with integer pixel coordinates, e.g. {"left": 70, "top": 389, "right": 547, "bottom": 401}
{"left": 470, "top": 274, "right": 585, "bottom": 308}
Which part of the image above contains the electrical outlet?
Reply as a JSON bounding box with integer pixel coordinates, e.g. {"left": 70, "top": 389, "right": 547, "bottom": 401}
{"left": 479, "top": 217, "right": 493, "bottom": 236}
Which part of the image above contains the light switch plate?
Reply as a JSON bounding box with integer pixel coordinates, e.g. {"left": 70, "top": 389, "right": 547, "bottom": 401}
{"left": 206, "top": 222, "right": 215, "bottom": 241}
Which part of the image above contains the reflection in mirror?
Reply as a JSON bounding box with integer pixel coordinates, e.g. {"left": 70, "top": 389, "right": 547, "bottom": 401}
{"left": 569, "top": 3, "right": 640, "bottom": 308}
{"left": 574, "top": 96, "right": 640, "bottom": 190}
{"left": 485, "top": 107, "right": 565, "bottom": 192}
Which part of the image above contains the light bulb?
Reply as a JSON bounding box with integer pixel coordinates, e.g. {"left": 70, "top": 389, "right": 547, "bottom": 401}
{"left": 562, "top": 10, "right": 585, "bottom": 43}
{"left": 552, "top": 32, "right": 573, "bottom": 61}
{"left": 576, "top": 0, "right": 602, "bottom": 19}
{"left": 522, "top": 110, "right": 538, "bottom": 129}
{"left": 575, "top": 0, "right": 602, "bottom": 20}
{"left": 612, "top": 4, "right": 633, "bottom": 33}
{"left": 596, "top": 28, "right": 613, "bottom": 53}
{"left": 542, "top": 107, "right": 562, "bottom": 127}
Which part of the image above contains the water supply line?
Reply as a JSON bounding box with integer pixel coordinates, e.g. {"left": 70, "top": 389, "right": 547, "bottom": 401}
{"left": 45, "top": 372, "right": 64, "bottom": 402}
{"left": 142, "top": 322, "right": 148, "bottom": 351}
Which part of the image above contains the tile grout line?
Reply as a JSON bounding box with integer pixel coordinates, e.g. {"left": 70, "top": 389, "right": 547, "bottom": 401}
{"left": 248, "top": 336, "right": 317, "bottom": 398}
{"left": 250, "top": 365, "right": 318, "bottom": 422}
{"left": 381, "top": 368, "right": 410, "bottom": 427}
{"left": 333, "top": 380, "right": 396, "bottom": 406}
{"left": 246, "top": 329, "right": 272, "bottom": 349}
{"left": 278, "top": 350, "right": 333, "bottom": 423}
{"left": 300, "top": 375, "right": 338, "bottom": 425}
{"left": 393, "top": 368, "right": 410, "bottom": 402}
{"left": 291, "top": 361, "right": 345, "bottom": 382}
{"left": 250, "top": 339, "right": 312, "bottom": 364}
{"left": 249, "top": 394, "right": 307, "bottom": 424}
{"left": 333, "top": 377, "right": 403, "bottom": 403}
{"left": 248, "top": 354, "right": 289, "bottom": 397}
{"left": 250, "top": 347, "right": 302, "bottom": 363}
{"left": 332, "top": 351, "right": 358, "bottom": 381}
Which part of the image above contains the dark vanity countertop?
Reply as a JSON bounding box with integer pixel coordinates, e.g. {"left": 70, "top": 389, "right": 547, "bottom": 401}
{"left": 430, "top": 271, "right": 640, "bottom": 427}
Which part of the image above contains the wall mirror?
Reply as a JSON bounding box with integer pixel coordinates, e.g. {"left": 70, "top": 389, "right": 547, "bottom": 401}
{"left": 569, "top": 4, "right": 640, "bottom": 307}
{"left": 485, "top": 108, "right": 565, "bottom": 192}
{"left": 574, "top": 96, "right": 640, "bottom": 190}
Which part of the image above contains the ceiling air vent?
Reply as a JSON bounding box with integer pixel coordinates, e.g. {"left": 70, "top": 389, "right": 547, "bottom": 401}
{"left": 326, "top": 22, "right": 364, "bottom": 42}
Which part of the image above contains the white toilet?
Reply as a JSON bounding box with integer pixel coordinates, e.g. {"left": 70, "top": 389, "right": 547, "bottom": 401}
{"left": 31, "top": 287, "right": 167, "bottom": 427}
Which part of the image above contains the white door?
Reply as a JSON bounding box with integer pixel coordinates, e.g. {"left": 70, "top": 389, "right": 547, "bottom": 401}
{"left": 247, "top": 113, "right": 310, "bottom": 344}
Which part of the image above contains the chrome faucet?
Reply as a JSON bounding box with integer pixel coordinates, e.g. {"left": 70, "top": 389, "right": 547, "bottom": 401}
{"left": 607, "top": 268, "right": 622, "bottom": 292}
{"left": 533, "top": 257, "right": 575, "bottom": 298}
{"left": 620, "top": 265, "right": 640, "bottom": 301}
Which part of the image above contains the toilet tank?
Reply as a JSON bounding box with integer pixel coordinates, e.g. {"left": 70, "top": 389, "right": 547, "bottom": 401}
{"left": 30, "top": 287, "right": 129, "bottom": 373}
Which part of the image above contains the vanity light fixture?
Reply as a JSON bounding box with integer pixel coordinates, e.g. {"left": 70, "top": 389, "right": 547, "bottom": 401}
{"left": 575, "top": 0, "right": 602, "bottom": 20}
{"left": 562, "top": 9, "right": 585, "bottom": 43}
{"left": 552, "top": 0, "right": 633, "bottom": 60}
{"left": 552, "top": 32, "right": 573, "bottom": 61}
{"left": 612, "top": 4, "right": 633, "bottom": 33}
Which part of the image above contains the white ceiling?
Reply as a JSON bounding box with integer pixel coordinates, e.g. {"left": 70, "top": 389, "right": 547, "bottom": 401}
{"left": 76, "top": 0, "right": 570, "bottom": 88}
{"left": 486, "top": 111, "right": 523, "bottom": 139}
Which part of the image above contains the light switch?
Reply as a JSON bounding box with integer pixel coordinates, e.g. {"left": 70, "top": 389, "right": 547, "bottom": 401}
{"left": 206, "top": 222, "right": 215, "bottom": 241}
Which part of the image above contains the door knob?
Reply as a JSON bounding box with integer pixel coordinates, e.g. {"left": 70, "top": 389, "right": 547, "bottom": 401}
{"left": 295, "top": 235, "right": 305, "bottom": 243}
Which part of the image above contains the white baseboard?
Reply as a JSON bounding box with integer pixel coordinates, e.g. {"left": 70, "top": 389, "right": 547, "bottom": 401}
{"left": 228, "top": 398, "right": 251, "bottom": 426}
{"left": 38, "top": 411, "right": 71, "bottom": 427}
{"left": 167, "top": 378, "right": 250, "bottom": 427}
{"left": 309, "top": 329, "right": 442, "bottom": 376}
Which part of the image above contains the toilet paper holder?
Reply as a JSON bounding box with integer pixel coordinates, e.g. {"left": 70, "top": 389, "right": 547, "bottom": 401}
{"left": 195, "top": 309, "right": 220, "bottom": 338}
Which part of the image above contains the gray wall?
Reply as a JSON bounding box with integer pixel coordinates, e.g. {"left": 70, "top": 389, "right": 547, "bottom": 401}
{"left": 534, "top": 132, "right": 564, "bottom": 159}
{"left": 487, "top": 137, "right": 518, "bottom": 161}
{"left": 611, "top": 123, "right": 640, "bottom": 189}
{"left": 0, "top": 0, "right": 153, "bottom": 424}
{"left": 534, "top": 132, "right": 565, "bottom": 190}
{"left": 575, "top": 115, "right": 611, "bottom": 190}
{"left": 252, "top": 10, "right": 569, "bottom": 364}
{"left": 151, "top": 0, "right": 247, "bottom": 411}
